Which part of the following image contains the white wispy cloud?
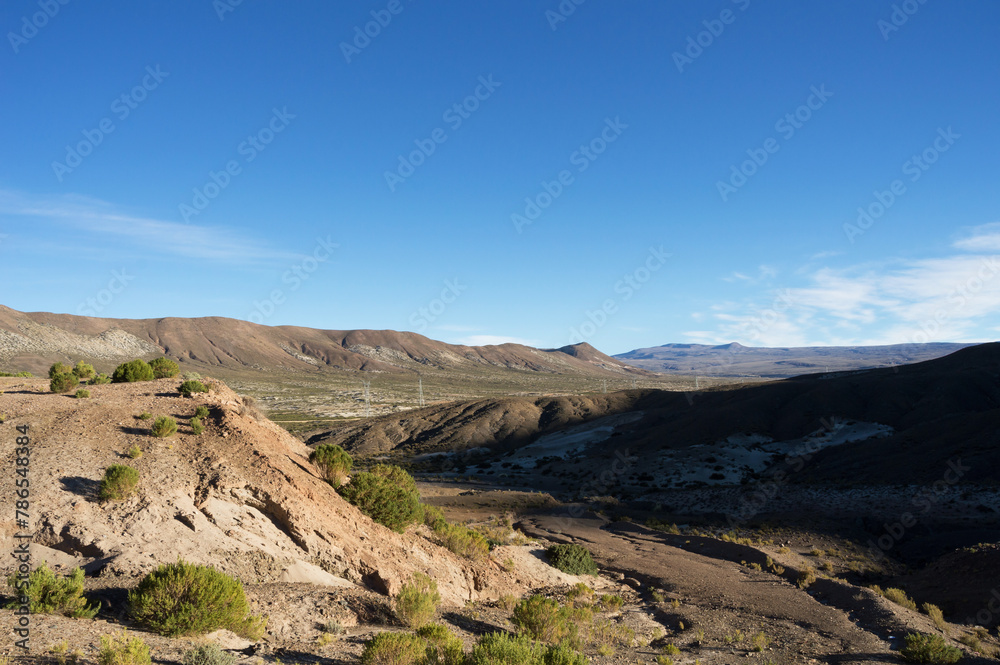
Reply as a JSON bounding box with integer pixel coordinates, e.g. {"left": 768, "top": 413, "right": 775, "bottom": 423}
{"left": 0, "top": 190, "right": 301, "bottom": 263}
{"left": 687, "top": 227, "right": 1000, "bottom": 346}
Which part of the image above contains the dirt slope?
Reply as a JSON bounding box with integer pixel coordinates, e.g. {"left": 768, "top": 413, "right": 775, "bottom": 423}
{"left": 0, "top": 376, "right": 522, "bottom": 607}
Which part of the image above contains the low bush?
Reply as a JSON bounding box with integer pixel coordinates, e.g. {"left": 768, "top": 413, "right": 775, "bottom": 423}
{"left": 546, "top": 544, "right": 598, "bottom": 576}
{"left": 418, "top": 623, "right": 465, "bottom": 665}
{"left": 49, "top": 362, "right": 71, "bottom": 379}
{"left": 598, "top": 594, "right": 623, "bottom": 611}
{"left": 91, "top": 373, "right": 112, "bottom": 385}
{"left": 194, "top": 406, "right": 210, "bottom": 418}
{"left": 435, "top": 522, "right": 490, "bottom": 561}
{"left": 112, "top": 360, "right": 155, "bottom": 383}
{"left": 900, "top": 632, "right": 962, "bottom": 664}
{"left": 361, "top": 632, "right": 428, "bottom": 665}
{"left": 149, "top": 357, "right": 180, "bottom": 379}
{"left": 310, "top": 443, "right": 353, "bottom": 487}
{"left": 395, "top": 573, "right": 440, "bottom": 629}
{"left": 190, "top": 417, "right": 205, "bottom": 435}
{"left": 128, "top": 559, "right": 267, "bottom": 639}
{"left": 99, "top": 465, "right": 140, "bottom": 502}
{"left": 98, "top": 631, "right": 150, "bottom": 665}
{"left": 338, "top": 464, "right": 423, "bottom": 533}
{"left": 469, "top": 632, "right": 546, "bottom": 665}
{"left": 543, "top": 644, "right": 587, "bottom": 665}
{"left": 511, "top": 595, "right": 583, "bottom": 645}
{"left": 127, "top": 445, "right": 143, "bottom": 459}
{"left": 72, "top": 361, "right": 95, "bottom": 380}
{"left": 797, "top": 566, "right": 817, "bottom": 589}
{"left": 923, "top": 603, "right": 948, "bottom": 632}
{"left": 5, "top": 563, "right": 98, "bottom": 618}
{"left": 883, "top": 587, "right": 918, "bottom": 611}
{"left": 137, "top": 412, "right": 152, "bottom": 420}
{"left": 181, "top": 643, "right": 236, "bottom": 665}
{"left": 74, "top": 389, "right": 90, "bottom": 399}
{"left": 50, "top": 372, "right": 79, "bottom": 393}
{"left": 423, "top": 505, "right": 447, "bottom": 530}
{"left": 151, "top": 416, "right": 177, "bottom": 438}
{"left": 179, "top": 380, "right": 208, "bottom": 397}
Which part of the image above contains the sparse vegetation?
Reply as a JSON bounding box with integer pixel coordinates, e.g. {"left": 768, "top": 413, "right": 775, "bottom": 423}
{"left": 750, "top": 631, "right": 770, "bottom": 651}
{"left": 797, "top": 566, "right": 817, "bottom": 589}
{"left": 178, "top": 379, "right": 209, "bottom": 397}
{"left": 598, "top": 594, "right": 623, "bottom": 611}
{"left": 5, "top": 563, "right": 98, "bottom": 618}
{"left": 513, "top": 595, "right": 571, "bottom": 644}
{"left": 112, "top": 359, "right": 155, "bottom": 383}
{"left": 190, "top": 417, "right": 205, "bottom": 435}
{"left": 181, "top": 643, "right": 236, "bottom": 665}
{"left": 91, "top": 373, "right": 112, "bottom": 384}
{"left": 74, "top": 388, "right": 90, "bottom": 398}
{"left": 149, "top": 357, "right": 180, "bottom": 379}
{"left": 468, "top": 632, "right": 551, "bottom": 665}
{"left": 195, "top": 405, "right": 210, "bottom": 418}
{"left": 338, "top": 464, "right": 424, "bottom": 533}
{"left": 869, "top": 586, "right": 918, "bottom": 611}
{"left": 418, "top": 623, "right": 465, "bottom": 665}
{"left": 663, "top": 643, "right": 681, "bottom": 656}
{"left": 72, "top": 361, "right": 95, "bottom": 380}
{"left": 128, "top": 559, "right": 267, "bottom": 639}
{"left": 394, "top": 572, "right": 440, "bottom": 629}
{"left": 99, "top": 465, "right": 140, "bottom": 501}
{"left": 923, "top": 603, "right": 948, "bottom": 633}
{"left": 50, "top": 371, "right": 79, "bottom": 393}
{"left": 321, "top": 619, "right": 345, "bottom": 634}
{"left": 310, "top": 443, "right": 353, "bottom": 487}
{"left": 151, "top": 415, "right": 177, "bottom": 438}
{"left": 98, "top": 631, "right": 151, "bottom": 665}
{"left": 434, "top": 521, "right": 490, "bottom": 561}
{"left": 127, "top": 445, "right": 143, "bottom": 459}
{"left": 546, "top": 543, "right": 598, "bottom": 575}
{"left": 362, "top": 631, "right": 428, "bottom": 665}
{"left": 138, "top": 411, "right": 152, "bottom": 420}
{"left": 900, "top": 632, "right": 962, "bottom": 664}
{"left": 49, "top": 362, "right": 71, "bottom": 378}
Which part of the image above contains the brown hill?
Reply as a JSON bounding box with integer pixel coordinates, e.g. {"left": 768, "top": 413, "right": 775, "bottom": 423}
{"left": 0, "top": 305, "right": 649, "bottom": 380}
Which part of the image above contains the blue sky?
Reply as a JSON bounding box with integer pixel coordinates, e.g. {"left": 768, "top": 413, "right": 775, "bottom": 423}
{"left": 1, "top": 1, "right": 998, "bottom": 355}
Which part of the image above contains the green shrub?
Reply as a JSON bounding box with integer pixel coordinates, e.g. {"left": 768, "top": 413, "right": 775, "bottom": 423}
{"left": 395, "top": 573, "right": 440, "bottom": 629}
{"left": 112, "top": 360, "right": 155, "bottom": 383}
{"left": 179, "top": 380, "right": 209, "bottom": 397}
{"left": 310, "top": 443, "right": 353, "bottom": 487}
{"left": 49, "top": 362, "right": 71, "bottom": 379}
{"left": 423, "top": 505, "right": 447, "bottom": 530}
{"left": 512, "top": 595, "right": 570, "bottom": 644}
{"left": 99, "top": 465, "right": 140, "bottom": 501}
{"left": 543, "top": 644, "right": 587, "bottom": 665}
{"left": 797, "top": 566, "right": 817, "bottom": 589}
{"left": 98, "top": 631, "right": 150, "bottom": 665}
{"left": 546, "top": 544, "right": 598, "bottom": 576}
{"left": 883, "top": 587, "right": 918, "bottom": 611}
{"left": 91, "top": 373, "right": 112, "bottom": 385}
{"left": 5, "top": 563, "right": 98, "bottom": 618}
{"left": 181, "top": 643, "right": 236, "bottom": 665}
{"left": 338, "top": 464, "right": 423, "bottom": 532}
{"left": 138, "top": 412, "right": 152, "bottom": 420}
{"left": 128, "top": 559, "right": 266, "bottom": 639}
{"left": 361, "top": 631, "right": 428, "bottom": 665}
{"left": 151, "top": 416, "right": 177, "bottom": 438}
{"left": 71, "top": 361, "right": 95, "bottom": 380}
{"left": 435, "top": 522, "right": 490, "bottom": 561}
{"left": 469, "top": 633, "right": 546, "bottom": 665}
{"left": 50, "top": 372, "right": 79, "bottom": 393}
{"left": 923, "top": 603, "right": 948, "bottom": 632}
{"left": 900, "top": 633, "right": 962, "bottom": 664}
{"left": 418, "top": 623, "right": 465, "bottom": 665}
{"left": 598, "top": 594, "right": 623, "bottom": 611}
{"left": 149, "top": 357, "right": 180, "bottom": 379}
{"left": 74, "top": 389, "right": 90, "bottom": 399}
{"left": 194, "top": 406, "right": 210, "bottom": 418}
{"left": 190, "top": 417, "right": 205, "bottom": 435}
{"left": 127, "top": 445, "right": 143, "bottom": 459}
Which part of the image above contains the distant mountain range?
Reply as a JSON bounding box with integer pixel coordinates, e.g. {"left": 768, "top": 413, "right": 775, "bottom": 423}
{"left": 0, "top": 305, "right": 647, "bottom": 379}
{"left": 614, "top": 341, "right": 980, "bottom": 377}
